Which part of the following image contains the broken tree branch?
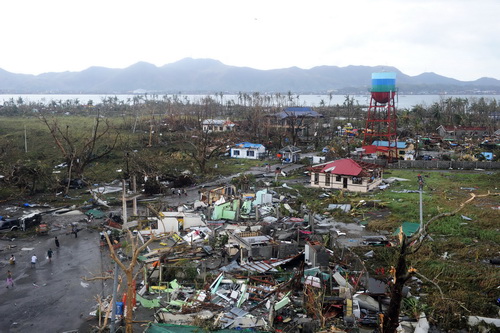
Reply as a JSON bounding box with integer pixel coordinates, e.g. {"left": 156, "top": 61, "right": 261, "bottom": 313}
{"left": 415, "top": 272, "right": 471, "bottom": 313}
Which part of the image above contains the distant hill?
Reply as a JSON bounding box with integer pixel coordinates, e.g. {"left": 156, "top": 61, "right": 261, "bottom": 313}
{"left": 1, "top": 58, "right": 500, "bottom": 94}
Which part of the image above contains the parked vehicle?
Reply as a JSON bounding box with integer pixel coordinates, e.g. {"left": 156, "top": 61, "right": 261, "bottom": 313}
{"left": 0, "top": 218, "right": 20, "bottom": 231}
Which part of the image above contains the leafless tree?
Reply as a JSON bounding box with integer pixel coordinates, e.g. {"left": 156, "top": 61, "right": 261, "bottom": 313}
{"left": 104, "top": 230, "right": 156, "bottom": 333}
{"left": 39, "top": 110, "right": 119, "bottom": 194}
{"left": 183, "top": 129, "right": 234, "bottom": 174}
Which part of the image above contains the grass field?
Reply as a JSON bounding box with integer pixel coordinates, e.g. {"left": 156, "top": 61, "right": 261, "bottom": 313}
{"left": 343, "top": 169, "right": 500, "bottom": 329}
{"left": 1, "top": 116, "right": 499, "bottom": 330}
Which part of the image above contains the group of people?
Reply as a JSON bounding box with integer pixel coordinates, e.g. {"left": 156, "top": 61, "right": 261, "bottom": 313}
{"left": 172, "top": 188, "right": 188, "bottom": 196}
{"left": 6, "top": 236, "right": 61, "bottom": 289}
{"left": 30, "top": 244, "right": 57, "bottom": 268}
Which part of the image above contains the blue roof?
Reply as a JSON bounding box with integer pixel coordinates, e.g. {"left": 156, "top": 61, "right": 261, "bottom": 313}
{"left": 372, "top": 140, "right": 407, "bottom": 149}
{"left": 278, "top": 107, "right": 322, "bottom": 119}
{"left": 234, "top": 142, "right": 264, "bottom": 149}
{"left": 285, "top": 107, "right": 313, "bottom": 112}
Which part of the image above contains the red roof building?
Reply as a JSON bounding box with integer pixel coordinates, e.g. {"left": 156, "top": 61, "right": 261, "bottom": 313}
{"left": 308, "top": 158, "right": 383, "bottom": 193}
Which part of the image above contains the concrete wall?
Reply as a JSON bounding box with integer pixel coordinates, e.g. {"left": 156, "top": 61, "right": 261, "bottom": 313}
{"left": 276, "top": 243, "right": 299, "bottom": 258}
{"left": 250, "top": 242, "right": 298, "bottom": 260}
{"left": 359, "top": 159, "right": 500, "bottom": 170}
{"left": 250, "top": 245, "right": 273, "bottom": 259}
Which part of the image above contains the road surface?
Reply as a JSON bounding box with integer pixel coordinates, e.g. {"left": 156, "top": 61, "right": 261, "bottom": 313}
{"left": 0, "top": 212, "right": 112, "bottom": 333}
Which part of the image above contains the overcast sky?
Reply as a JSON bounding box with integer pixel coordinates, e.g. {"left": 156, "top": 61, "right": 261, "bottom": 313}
{"left": 1, "top": 0, "right": 499, "bottom": 81}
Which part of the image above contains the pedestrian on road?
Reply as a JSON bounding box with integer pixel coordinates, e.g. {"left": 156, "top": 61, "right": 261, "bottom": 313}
{"left": 177, "top": 189, "right": 181, "bottom": 196}
{"left": 9, "top": 254, "right": 15, "bottom": 265}
{"left": 72, "top": 225, "right": 78, "bottom": 238}
{"left": 54, "top": 236, "right": 60, "bottom": 248}
{"left": 47, "top": 248, "right": 53, "bottom": 262}
{"left": 183, "top": 188, "right": 187, "bottom": 196}
{"left": 31, "top": 254, "right": 38, "bottom": 268}
{"left": 6, "top": 270, "right": 14, "bottom": 288}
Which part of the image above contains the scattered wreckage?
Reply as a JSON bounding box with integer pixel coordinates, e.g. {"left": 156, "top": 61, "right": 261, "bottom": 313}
{"left": 4, "top": 177, "right": 492, "bottom": 333}
{"left": 85, "top": 181, "right": 439, "bottom": 333}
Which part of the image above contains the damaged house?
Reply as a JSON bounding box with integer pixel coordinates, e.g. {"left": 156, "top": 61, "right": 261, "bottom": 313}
{"left": 308, "top": 158, "right": 383, "bottom": 192}
{"left": 227, "top": 231, "right": 299, "bottom": 262}
{"left": 230, "top": 142, "right": 267, "bottom": 160}
{"left": 202, "top": 119, "right": 236, "bottom": 133}
{"left": 142, "top": 211, "right": 206, "bottom": 235}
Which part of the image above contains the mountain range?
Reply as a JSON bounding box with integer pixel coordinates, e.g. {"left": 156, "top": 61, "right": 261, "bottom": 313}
{"left": 1, "top": 58, "right": 500, "bottom": 95}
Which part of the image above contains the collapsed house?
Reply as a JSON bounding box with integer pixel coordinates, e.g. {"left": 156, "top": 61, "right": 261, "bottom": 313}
{"left": 104, "top": 173, "right": 434, "bottom": 333}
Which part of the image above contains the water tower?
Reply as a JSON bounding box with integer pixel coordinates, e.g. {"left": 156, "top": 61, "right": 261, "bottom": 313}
{"left": 362, "top": 72, "right": 398, "bottom": 161}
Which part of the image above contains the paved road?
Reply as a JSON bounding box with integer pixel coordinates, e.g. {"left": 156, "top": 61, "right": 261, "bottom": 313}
{"left": 0, "top": 213, "right": 112, "bottom": 333}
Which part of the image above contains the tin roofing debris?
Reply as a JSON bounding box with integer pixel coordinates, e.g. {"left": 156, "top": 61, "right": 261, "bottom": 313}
{"left": 240, "top": 261, "right": 277, "bottom": 273}
{"left": 102, "top": 179, "right": 437, "bottom": 332}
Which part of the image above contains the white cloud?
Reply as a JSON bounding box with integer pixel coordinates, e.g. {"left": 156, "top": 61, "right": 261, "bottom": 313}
{"left": 1, "top": 0, "right": 499, "bottom": 81}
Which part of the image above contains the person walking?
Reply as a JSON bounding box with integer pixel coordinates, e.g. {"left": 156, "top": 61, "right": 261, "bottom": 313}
{"left": 54, "top": 236, "right": 60, "bottom": 248}
{"left": 47, "top": 248, "right": 53, "bottom": 262}
{"left": 31, "top": 254, "right": 38, "bottom": 268}
{"left": 9, "top": 254, "right": 15, "bottom": 265}
{"left": 6, "top": 270, "right": 14, "bottom": 288}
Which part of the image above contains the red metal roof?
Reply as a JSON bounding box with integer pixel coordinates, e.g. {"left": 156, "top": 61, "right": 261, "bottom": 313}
{"left": 309, "top": 158, "right": 382, "bottom": 176}
{"left": 320, "top": 159, "right": 363, "bottom": 176}
{"left": 361, "top": 145, "right": 390, "bottom": 154}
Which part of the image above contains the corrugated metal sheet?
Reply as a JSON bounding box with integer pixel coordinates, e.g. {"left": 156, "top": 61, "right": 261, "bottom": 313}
{"left": 220, "top": 307, "right": 249, "bottom": 328}
{"left": 241, "top": 261, "right": 277, "bottom": 273}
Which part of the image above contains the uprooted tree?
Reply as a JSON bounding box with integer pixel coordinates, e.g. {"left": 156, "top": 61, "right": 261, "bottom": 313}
{"left": 381, "top": 191, "right": 497, "bottom": 333}
{"left": 104, "top": 230, "right": 156, "bottom": 333}
{"left": 39, "top": 110, "right": 119, "bottom": 194}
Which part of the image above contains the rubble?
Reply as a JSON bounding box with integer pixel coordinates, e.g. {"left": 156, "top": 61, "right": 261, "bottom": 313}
{"left": 8, "top": 168, "right": 482, "bottom": 333}
{"left": 105, "top": 181, "right": 416, "bottom": 333}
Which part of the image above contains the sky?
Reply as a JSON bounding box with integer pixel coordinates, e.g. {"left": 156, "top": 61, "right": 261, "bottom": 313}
{"left": 1, "top": 0, "right": 499, "bottom": 81}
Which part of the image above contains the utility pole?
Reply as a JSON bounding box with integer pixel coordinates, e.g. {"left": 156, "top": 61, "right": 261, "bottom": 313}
{"left": 109, "top": 261, "right": 119, "bottom": 333}
{"left": 24, "top": 125, "right": 28, "bottom": 153}
{"left": 122, "top": 180, "right": 128, "bottom": 226}
{"left": 418, "top": 174, "right": 424, "bottom": 230}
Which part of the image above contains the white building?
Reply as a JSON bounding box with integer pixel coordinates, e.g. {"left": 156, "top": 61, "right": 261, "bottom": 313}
{"left": 202, "top": 119, "right": 236, "bottom": 132}
{"left": 230, "top": 142, "right": 266, "bottom": 160}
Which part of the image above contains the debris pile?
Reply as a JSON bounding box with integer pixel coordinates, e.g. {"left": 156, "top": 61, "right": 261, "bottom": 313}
{"left": 106, "top": 184, "right": 422, "bottom": 333}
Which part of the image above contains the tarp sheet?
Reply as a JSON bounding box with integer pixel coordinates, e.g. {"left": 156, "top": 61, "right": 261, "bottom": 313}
{"left": 393, "top": 221, "right": 420, "bottom": 237}
{"left": 136, "top": 294, "right": 161, "bottom": 308}
{"left": 85, "top": 209, "right": 106, "bottom": 219}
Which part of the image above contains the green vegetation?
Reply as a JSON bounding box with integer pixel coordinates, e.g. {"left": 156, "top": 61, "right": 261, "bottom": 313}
{"left": 1, "top": 96, "right": 499, "bottom": 331}
{"left": 333, "top": 170, "right": 500, "bottom": 330}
